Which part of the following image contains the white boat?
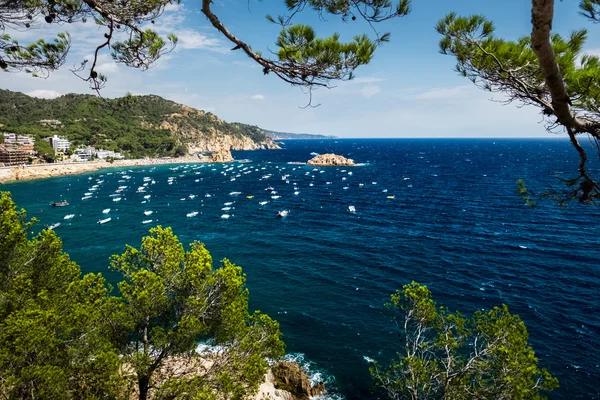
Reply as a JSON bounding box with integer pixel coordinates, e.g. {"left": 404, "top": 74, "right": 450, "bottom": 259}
{"left": 221, "top": 214, "right": 230, "bottom": 219}
{"left": 102, "top": 208, "right": 111, "bottom": 214}
{"left": 113, "top": 197, "right": 122, "bottom": 202}
{"left": 189, "top": 194, "right": 196, "bottom": 199}
{"left": 277, "top": 210, "right": 289, "bottom": 218}
{"left": 98, "top": 217, "right": 111, "bottom": 224}
{"left": 229, "top": 191, "right": 242, "bottom": 196}
{"left": 143, "top": 195, "right": 151, "bottom": 199}
{"left": 81, "top": 196, "right": 92, "bottom": 200}
{"left": 348, "top": 205, "right": 356, "bottom": 213}
{"left": 271, "top": 195, "right": 280, "bottom": 199}
{"left": 64, "top": 214, "right": 75, "bottom": 220}
{"left": 143, "top": 210, "right": 153, "bottom": 216}
{"left": 48, "top": 222, "right": 61, "bottom": 230}
{"left": 259, "top": 201, "right": 269, "bottom": 206}
{"left": 294, "top": 191, "right": 300, "bottom": 195}
{"left": 142, "top": 220, "right": 153, "bottom": 224}
{"left": 85, "top": 192, "right": 93, "bottom": 196}
{"left": 221, "top": 207, "right": 231, "bottom": 211}
{"left": 224, "top": 202, "right": 233, "bottom": 206}
{"left": 187, "top": 211, "right": 199, "bottom": 217}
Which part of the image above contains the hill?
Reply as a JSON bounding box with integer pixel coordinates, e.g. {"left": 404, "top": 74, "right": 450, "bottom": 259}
{"left": 264, "top": 129, "right": 337, "bottom": 140}
{"left": 0, "top": 90, "right": 279, "bottom": 158}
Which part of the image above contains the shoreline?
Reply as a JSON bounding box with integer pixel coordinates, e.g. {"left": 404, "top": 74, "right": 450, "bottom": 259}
{"left": 0, "top": 156, "right": 204, "bottom": 184}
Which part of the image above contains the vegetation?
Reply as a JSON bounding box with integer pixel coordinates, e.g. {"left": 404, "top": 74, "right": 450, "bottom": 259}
{"left": 0, "top": 192, "right": 284, "bottom": 400}
{"left": 2, "top": 0, "right": 409, "bottom": 94}
{"left": 438, "top": 0, "right": 600, "bottom": 202}
{"left": 370, "top": 282, "right": 558, "bottom": 400}
{"left": 32, "top": 137, "right": 55, "bottom": 162}
{"left": 0, "top": 90, "right": 274, "bottom": 158}
{"left": 0, "top": 0, "right": 178, "bottom": 91}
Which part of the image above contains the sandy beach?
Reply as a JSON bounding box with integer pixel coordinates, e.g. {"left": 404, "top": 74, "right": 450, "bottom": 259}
{"left": 0, "top": 156, "right": 203, "bottom": 184}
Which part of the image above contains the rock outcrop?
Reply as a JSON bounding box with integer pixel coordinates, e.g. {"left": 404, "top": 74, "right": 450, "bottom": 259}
{"left": 307, "top": 153, "right": 355, "bottom": 166}
{"left": 202, "top": 149, "right": 234, "bottom": 163}
{"left": 271, "top": 362, "right": 326, "bottom": 400}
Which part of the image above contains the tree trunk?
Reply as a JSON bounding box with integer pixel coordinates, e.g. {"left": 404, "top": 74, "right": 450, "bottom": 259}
{"left": 138, "top": 375, "right": 150, "bottom": 400}
{"left": 530, "top": 0, "right": 587, "bottom": 130}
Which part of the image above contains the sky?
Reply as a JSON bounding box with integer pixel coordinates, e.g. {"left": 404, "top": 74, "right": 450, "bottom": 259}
{"left": 3, "top": 0, "right": 600, "bottom": 138}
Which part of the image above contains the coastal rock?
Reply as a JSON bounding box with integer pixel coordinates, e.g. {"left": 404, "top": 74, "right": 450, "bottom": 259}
{"left": 201, "top": 149, "right": 234, "bottom": 163}
{"left": 154, "top": 110, "right": 281, "bottom": 153}
{"left": 307, "top": 153, "right": 355, "bottom": 166}
{"left": 271, "top": 361, "right": 326, "bottom": 400}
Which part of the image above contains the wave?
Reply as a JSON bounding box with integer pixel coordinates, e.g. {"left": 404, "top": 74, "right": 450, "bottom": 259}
{"left": 283, "top": 353, "right": 345, "bottom": 400}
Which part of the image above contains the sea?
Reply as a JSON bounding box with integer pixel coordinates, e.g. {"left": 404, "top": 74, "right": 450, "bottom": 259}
{"left": 3, "top": 139, "right": 599, "bottom": 399}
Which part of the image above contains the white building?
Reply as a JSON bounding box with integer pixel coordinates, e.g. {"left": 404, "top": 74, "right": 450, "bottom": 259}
{"left": 44, "top": 135, "right": 71, "bottom": 152}
{"left": 96, "top": 149, "right": 124, "bottom": 160}
{"left": 73, "top": 146, "right": 94, "bottom": 161}
{"left": 39, "top": 119, "right": 62, "bottom": 127}
{"left": 3, "top": 133, "right": 35, "bottom": 145}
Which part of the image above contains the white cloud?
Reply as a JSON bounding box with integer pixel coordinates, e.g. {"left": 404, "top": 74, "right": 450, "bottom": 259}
{"left": 414, "top": 85, "right": 472, "bottom": 100}
{"left": 360, "top": 85, "right": 381, "bottom": 98}
{"left": 170, "top": 29, "right": 228, "bottom": 53}
{"left": 26, "top": 89, "right": 62, "bottom": 99}
{"left": 251, "top": 94, "right": 265, "bottom": 100}
{"left": 348, "top": 76, "right": 384, "bottom": 85}
{"left": 233, "top": 60, "right": 260, "bottom": 69}
{"left": 163, "top": 2, "right": 183, "bottom": 12}
{"left": 95, "top": 62, "right": 118, "bottom": 73}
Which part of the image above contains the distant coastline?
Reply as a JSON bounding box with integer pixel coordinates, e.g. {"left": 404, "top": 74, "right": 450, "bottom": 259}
{"left": 0, "top": 156, "right": 203, "bottom": 184}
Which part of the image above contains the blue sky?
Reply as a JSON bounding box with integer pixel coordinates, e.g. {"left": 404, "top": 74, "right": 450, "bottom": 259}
{"left": 3, "top": 0, "right": 600, "bottom": 137}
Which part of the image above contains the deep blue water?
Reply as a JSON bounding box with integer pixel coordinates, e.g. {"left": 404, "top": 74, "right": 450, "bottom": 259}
{"left": 3, "top": 139, "right": 599, "bottom": 399}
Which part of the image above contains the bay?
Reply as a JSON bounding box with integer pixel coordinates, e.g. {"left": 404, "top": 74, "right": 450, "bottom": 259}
{"left": 4, "top": 139, "right": 599, "bottom": 399}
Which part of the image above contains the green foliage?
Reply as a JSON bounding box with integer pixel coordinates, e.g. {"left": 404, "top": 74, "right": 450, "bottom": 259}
{"left": 1, "top": 0, "right": 178, "bottom": 87}
{"left": 0, "top": 89, "right": 273, "bottom": 158}
{"left": 0, "top": 192, "right": 123, "bottom": 399}
{"left": 112, "top": 30, "right": 178, "bottom": 70}
{"left": 0, "top": 32, "right": 71, "bottom": 77}
{"left": 275, "top": 25, "right": 376, "bottom": 73}
{"left": 109, "top": 226, "right": 284, "bottom": 399}
{"left": 371, "top": 282, "right": 558, "bottom": 400}
{"left": 436, "top": 9, "right": 600, "bottom": 203}
{"left": 33, "top": 137, "right": 55, "bottom": 162}
{"left": 0, "top": 193, "right": 285, "bottom": 399}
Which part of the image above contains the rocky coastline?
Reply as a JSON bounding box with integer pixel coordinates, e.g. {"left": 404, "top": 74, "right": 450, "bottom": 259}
{"left": 307, "top": 153, "right": 355, "bottom": 166}
{"left": 199, "top": 149, "right": 234, "bottom": 163}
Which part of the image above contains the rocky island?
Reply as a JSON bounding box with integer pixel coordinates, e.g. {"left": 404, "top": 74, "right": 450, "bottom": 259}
{"left": 307, "top": 153, "right": 355, "bottom": 166}
{"left": 200, "top": 148, "right": 234, "bottom": 163}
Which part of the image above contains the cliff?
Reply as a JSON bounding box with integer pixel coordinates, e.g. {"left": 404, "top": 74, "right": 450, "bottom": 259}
{"left": 200, "top": 149, "right": 234, "bottom": 163}
{"left": 0, "top": 90, "right": 280, "bottom": 158}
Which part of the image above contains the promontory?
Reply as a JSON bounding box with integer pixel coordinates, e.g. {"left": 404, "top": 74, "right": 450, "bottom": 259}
{"left": 307, "top": 153, "right": 355, "bottom": 166}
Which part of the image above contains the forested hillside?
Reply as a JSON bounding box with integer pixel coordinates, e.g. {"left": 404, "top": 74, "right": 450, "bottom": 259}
{"left": 0, "top": 90, "right": 278, "bottom": 158}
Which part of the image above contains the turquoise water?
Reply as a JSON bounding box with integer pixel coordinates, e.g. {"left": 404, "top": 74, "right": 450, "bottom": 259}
{"left": 3, "top": 139, "right": 599, "bottom": 399}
